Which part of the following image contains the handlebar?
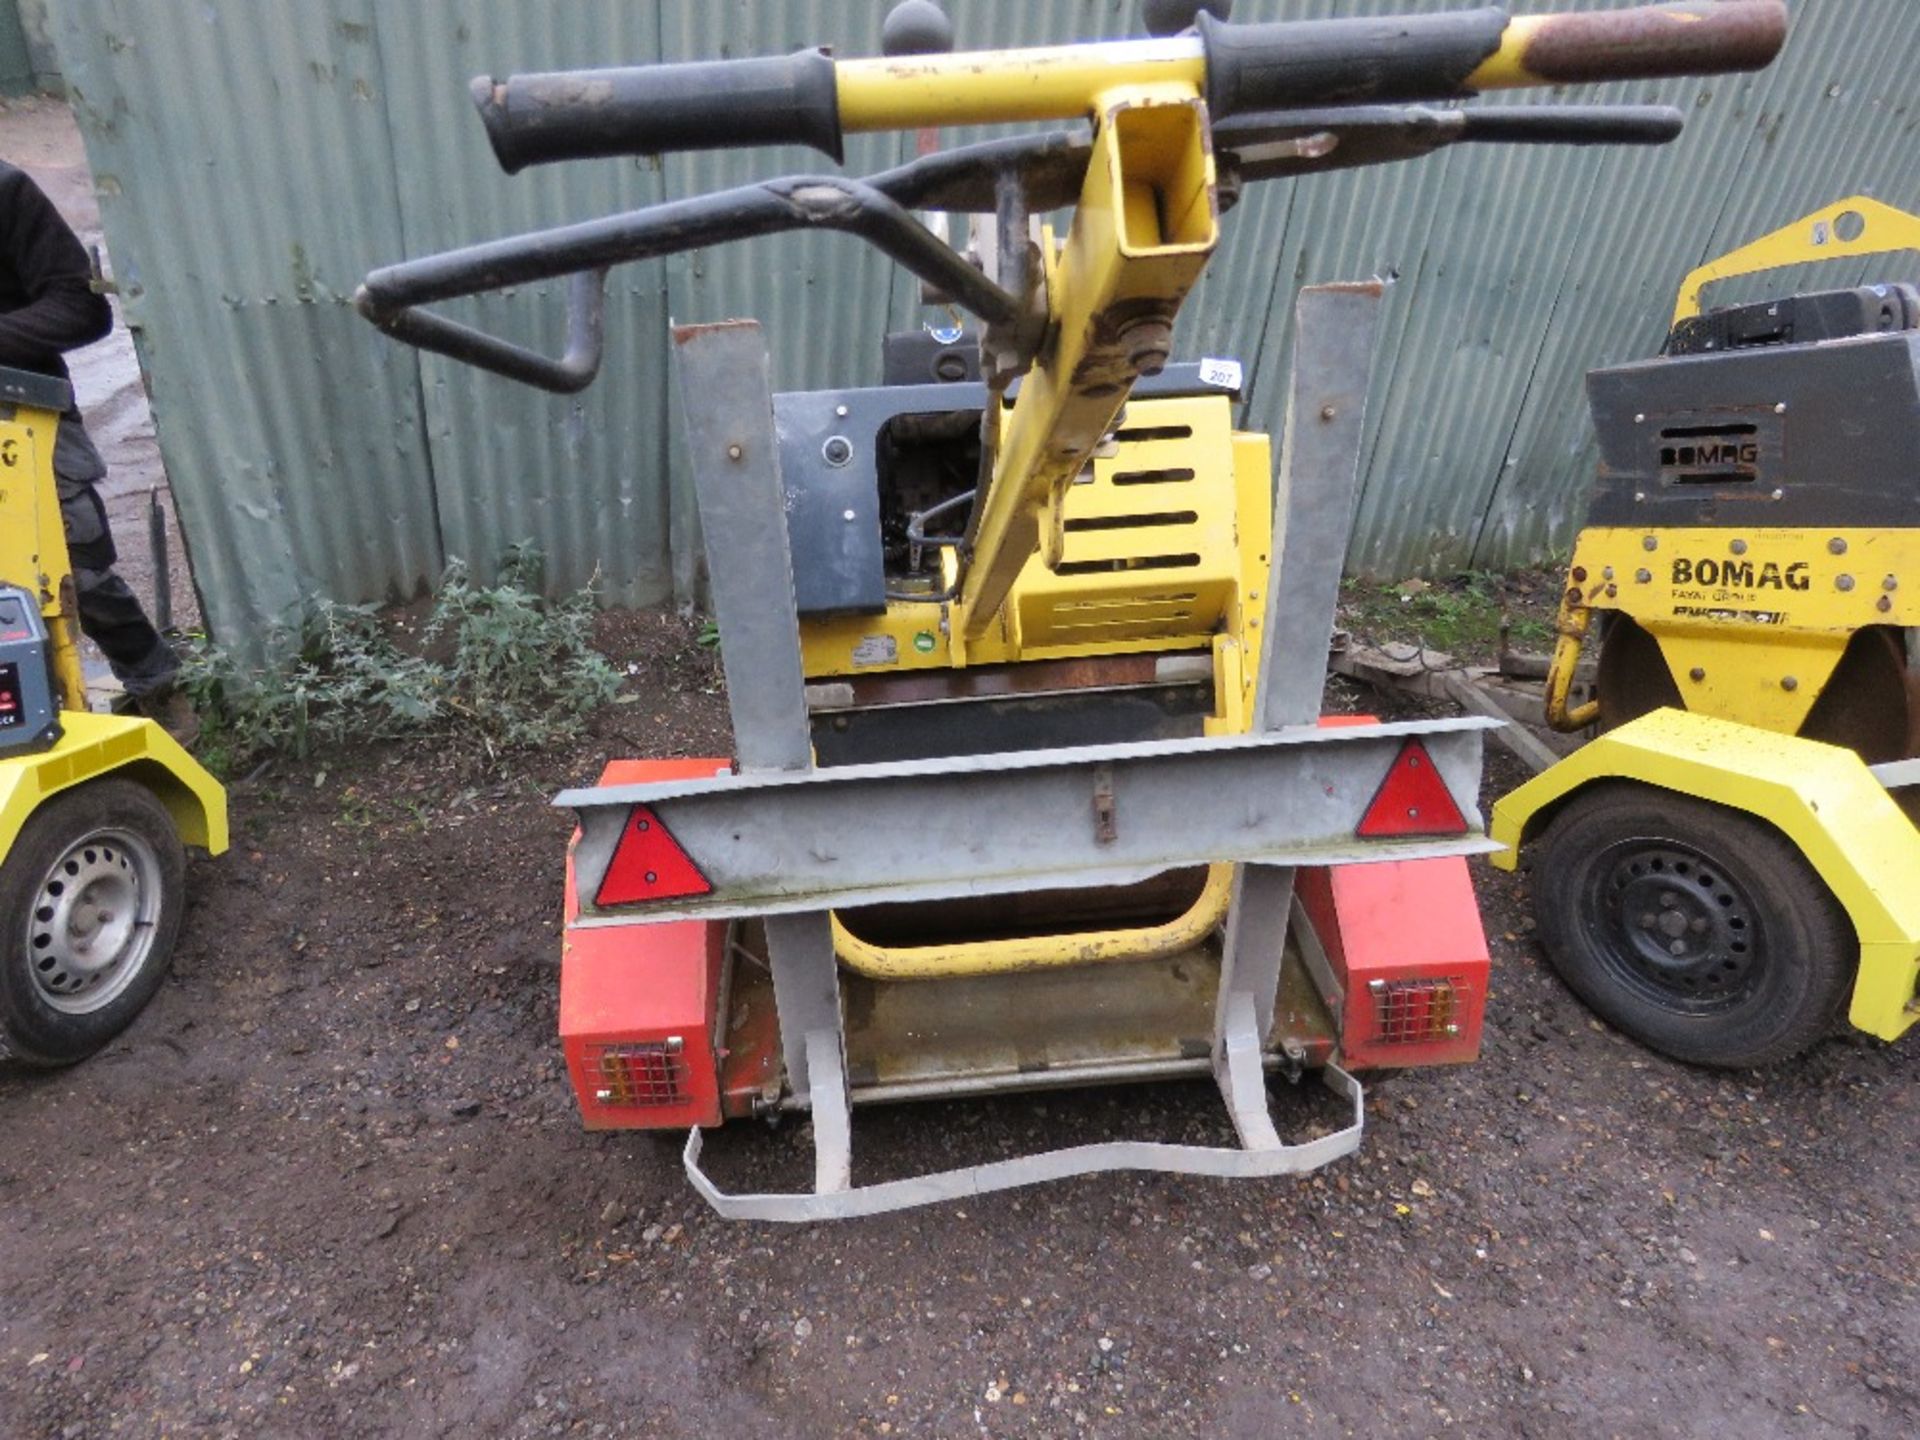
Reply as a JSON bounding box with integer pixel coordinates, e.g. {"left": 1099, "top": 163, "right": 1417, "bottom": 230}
{"left": 356, "top": 99, "right": 1688, "bottom": 394}
{"left": 468, "top": 1, "right": 1785, "bottom": 172}
{"left": 362, "top": 2, "right": 1785, "bottom": 396}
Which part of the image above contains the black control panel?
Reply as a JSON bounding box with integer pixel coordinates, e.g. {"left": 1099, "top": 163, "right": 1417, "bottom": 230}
{"left": 0, "top": 585, "right": 59, "bottom": 755}
{"left": 0, "top": 661, "right": 25, "bottom": 731}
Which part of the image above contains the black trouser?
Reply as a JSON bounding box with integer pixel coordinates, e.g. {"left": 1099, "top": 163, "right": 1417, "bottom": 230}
{"left": 56, "top": 475, "right": 179, "bottom": 698}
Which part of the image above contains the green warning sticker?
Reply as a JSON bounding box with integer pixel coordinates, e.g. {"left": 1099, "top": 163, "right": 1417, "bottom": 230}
{"left": 913, "top": 631, "right": 937, "bottom": 654}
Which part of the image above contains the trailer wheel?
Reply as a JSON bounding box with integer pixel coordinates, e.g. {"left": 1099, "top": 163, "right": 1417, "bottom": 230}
{"left": 1531, "top": 785, "right": 1855, "bottom": 1069}
{"left": 0, "top": 779, "right": 187, "bottom": 1067}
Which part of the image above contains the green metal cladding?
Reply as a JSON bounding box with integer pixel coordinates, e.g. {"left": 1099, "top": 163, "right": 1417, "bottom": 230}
{"left": 44, "top": 0, "right": 1920, "bottom": 643}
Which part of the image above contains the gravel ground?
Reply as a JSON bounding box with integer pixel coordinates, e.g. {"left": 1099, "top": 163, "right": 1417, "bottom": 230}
{"left": 1, "top": 611, "right": 1914, "bottom": 1440}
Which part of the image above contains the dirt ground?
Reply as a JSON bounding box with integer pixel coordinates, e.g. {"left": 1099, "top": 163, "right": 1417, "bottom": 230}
{"left": 1, "top": 610, "right": 1914, "bottom": 1440}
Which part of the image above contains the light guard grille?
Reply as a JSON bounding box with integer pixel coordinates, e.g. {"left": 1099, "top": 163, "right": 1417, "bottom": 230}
{"left": 588, "top": 1038, "right": 690, "bottom": 1108}
{"left": 1369, "top": 978, "right": 1468, "bottom": 1046}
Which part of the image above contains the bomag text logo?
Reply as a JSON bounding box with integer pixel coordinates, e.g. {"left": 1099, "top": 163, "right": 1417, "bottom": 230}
{"left": 1670, "top": 557, "right": 1810, "bottom": 591}
{"left": 1660, "top": 439, "right": 1760, "bottom": 470}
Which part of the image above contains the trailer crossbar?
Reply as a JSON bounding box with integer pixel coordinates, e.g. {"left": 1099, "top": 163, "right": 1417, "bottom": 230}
{"left": 559, "top": 715, "right": 1499, "bottom": 924}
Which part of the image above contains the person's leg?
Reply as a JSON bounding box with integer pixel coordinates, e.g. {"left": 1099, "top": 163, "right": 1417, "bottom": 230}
{"left": 57, "top": 478, "right": 179, "bottom": 698}
{"left": 71, "top": 565, "right": 179, "bottom": 696}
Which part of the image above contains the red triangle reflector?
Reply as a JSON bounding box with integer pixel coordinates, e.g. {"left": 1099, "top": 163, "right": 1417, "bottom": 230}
{"left": 1357, "top": 741, "right": 1469, "bottom": 838}
{"left": 595, "top": 806, "right": 712, "bottom": 906}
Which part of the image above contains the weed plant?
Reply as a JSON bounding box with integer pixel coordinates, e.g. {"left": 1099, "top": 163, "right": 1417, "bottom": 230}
{"left": 179, "top": 545, "right": 620, "bottom": 773}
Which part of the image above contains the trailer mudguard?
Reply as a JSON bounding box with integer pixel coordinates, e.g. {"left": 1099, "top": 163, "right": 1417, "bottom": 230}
{"left": 1491, "top": 708, "right": 1920, "bottom": 1043}
{"left": 0, "top": 711, "right": 228, "bottom": 858}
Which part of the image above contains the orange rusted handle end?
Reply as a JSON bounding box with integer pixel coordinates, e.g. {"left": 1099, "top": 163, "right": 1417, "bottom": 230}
{"left": 1494, "top": 1, "right": 1788, "bottom": 89}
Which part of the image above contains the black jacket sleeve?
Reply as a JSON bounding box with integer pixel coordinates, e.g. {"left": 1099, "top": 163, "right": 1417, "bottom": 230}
{"left": 0, "top": 164, "right": 114, "bottom": 371}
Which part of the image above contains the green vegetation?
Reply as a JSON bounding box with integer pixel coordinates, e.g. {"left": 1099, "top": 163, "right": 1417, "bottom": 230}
{"left": 1338, "top": 570, "right": 1557, "bottom": 661}
{"left": 179, "top": 544, "right": 621, "bottom": 774}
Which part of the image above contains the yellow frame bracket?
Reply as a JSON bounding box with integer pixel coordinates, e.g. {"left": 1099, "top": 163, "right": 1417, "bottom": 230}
{"left": 954, "top": 85, "right": 1219, "bottom": 642}
{"left": 830, "top": 866, "right": 1234, "bottom": 981}
{"left": 1672, "top": 195, "right": 1920, "bottom": 326}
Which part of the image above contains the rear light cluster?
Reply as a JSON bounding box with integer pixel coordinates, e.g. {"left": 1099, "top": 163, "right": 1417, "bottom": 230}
{"left": 1369, "top": 977, "right": 1469, "bottom": 1046}
{"left": 587, "top": 1038, "right": 691, "bottom": 1109}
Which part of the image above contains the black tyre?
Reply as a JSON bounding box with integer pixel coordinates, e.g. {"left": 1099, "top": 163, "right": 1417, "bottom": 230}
{"left": 1531, "top": 784, "right": 1855, "bottom": 1069}
{"left": 0, "top": 779, "right": 187, "bottom": 1067}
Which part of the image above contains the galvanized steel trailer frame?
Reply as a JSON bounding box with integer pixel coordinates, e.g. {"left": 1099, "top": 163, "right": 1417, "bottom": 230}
{"left": 557, "top": 287, "right": 1499, "bottom": 1220}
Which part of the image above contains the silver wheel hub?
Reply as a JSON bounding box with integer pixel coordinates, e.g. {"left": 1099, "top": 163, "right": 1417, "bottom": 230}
{"left": 25, "top": 828, "right": 163, "bottom": 1015}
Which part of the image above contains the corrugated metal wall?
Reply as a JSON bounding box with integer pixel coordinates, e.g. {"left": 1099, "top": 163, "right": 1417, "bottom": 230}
{"left": 2, "top": 0, "right": 57, "bottom": 91}
{"left": 44, "top": 0, "right": 1920, "bottom": 645}
{"left": 0, "top": 1, "right": 34, "bottom": 92}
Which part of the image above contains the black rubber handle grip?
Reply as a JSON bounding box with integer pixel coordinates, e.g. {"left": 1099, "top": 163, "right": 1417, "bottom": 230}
{"left": 1197, "top": 6, "right": 1511, "bottom": 115}
{"left": 471, "top": 48, "right": 843, "bottom": 174}
{"left": 1197, "top": 2, "right": 1788, "bottom": 117}
{"left": 1456, "top": 105, "right": 1686, "bottom": 146}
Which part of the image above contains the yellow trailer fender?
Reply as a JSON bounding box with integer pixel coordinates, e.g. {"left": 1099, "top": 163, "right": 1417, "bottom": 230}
{"left": 1, "top": 711, "right": 228, "bottom": 860}
{"left": 1490, "top": 708, "right": 1919, "bottom": 1043}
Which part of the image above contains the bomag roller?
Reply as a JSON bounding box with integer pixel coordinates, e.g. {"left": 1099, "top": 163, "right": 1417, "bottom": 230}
{"left": 1497, "top": 195, "right": 1920, "bottom": 1069}
{"left": 359, "top": 1, "right": 1788, "bottom": 1218}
